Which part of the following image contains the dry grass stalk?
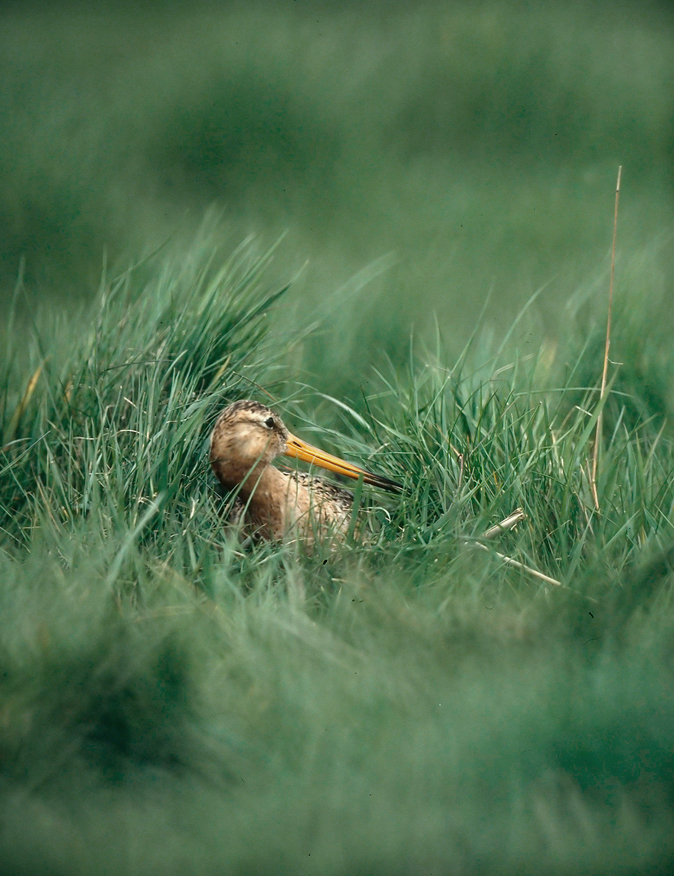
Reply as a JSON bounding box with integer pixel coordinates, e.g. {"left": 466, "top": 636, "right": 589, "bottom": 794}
{"left": 482, "top": 507, "right": 526, "bottom": 540}
{"left": 591, "top": 165, "right": 622, "bottom": 512}
{"left": 472, "top": 541, "right": 562, "bottom": 586}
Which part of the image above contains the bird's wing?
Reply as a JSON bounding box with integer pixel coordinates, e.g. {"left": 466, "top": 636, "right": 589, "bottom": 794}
{"left": 284, "top": 470, "right": 355, "bottom": 515}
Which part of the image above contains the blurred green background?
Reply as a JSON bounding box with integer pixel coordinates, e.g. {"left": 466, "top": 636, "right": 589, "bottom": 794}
{"left": 1, "top": 0, "right": 673, "bottom": 390}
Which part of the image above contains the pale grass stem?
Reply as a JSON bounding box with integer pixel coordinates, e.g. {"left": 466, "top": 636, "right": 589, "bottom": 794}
{"left": 464, "top": 508, "right": 563, "bottom": 587}
{"left": 591, "top": 165, "right": 622, "bottom": 512}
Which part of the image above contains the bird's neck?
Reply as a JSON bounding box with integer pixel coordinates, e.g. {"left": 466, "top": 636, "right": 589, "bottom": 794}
{"left": 213, "top": 457, "right": 272, "bottom": 495}
{"left": 241, "top": 465, "right": 293, "bottom": 540}
{"left": 235, "top": 463, "right": 284, "bottom": 502}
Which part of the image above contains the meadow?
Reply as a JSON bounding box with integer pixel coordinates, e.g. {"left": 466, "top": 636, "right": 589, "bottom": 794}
{"left": 1, "top": 1, "right": 674, "bottom": 872}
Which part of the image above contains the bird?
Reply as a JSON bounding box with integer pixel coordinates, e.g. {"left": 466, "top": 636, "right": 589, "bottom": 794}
{"left": 210, "top": 399, "right": 401, "bottom": 544}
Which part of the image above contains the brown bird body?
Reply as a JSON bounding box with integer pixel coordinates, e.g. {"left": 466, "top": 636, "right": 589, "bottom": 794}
{"left": 210, "top": 400, "right": 400, "bottom": 544}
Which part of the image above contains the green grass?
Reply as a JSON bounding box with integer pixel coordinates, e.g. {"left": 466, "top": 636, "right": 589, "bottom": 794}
{"left": 2, "top": 1, "right": 674, "bottom": 872}
{"left": 2, "top": 235, "right": 674, "bottom": 873}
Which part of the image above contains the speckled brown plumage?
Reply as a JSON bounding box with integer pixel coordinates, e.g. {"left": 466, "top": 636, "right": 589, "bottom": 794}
{"left": 210, "top": 400, "right": 400, "bottom": 544}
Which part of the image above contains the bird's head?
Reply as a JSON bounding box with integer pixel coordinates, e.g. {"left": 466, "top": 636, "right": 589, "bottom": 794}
{"left": 210, "top": 400, "right": 288, "bottom": 486}
{"left": 210, "top": 399, "right": 402, "bottom": 493}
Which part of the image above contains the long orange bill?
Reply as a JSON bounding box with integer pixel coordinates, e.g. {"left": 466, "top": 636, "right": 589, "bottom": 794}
{"left": 284, "top": 434, "right": 402, "bottom": 493}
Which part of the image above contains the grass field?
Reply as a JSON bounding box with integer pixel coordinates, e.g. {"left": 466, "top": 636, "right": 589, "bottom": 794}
{"left": 2, "top": 1, "right": 674, "bottom": 873}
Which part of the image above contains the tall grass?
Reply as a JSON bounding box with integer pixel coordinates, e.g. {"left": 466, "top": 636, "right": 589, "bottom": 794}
{"left": 2, "top": 235, "right": 674, "bottom": 873}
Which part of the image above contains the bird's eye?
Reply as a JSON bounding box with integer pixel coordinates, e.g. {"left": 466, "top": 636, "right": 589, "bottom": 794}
{"left": 264, "top": 417, "right": 275, "bottom": 429}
